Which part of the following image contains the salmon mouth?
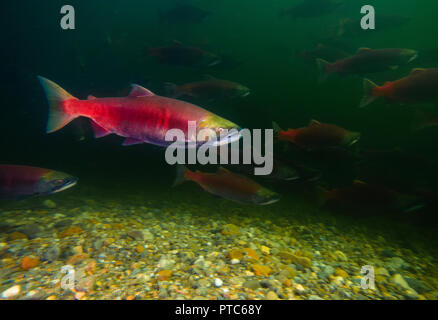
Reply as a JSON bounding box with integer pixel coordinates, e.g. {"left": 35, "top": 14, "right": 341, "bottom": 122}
{"left": 204, "top": 129, "right": 242, "bottom": 147}
{"left": 52, "top": 177, "right": 78, "bottom": 193}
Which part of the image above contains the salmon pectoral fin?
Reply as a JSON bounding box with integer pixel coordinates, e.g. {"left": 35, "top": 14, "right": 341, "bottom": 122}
{"left": 122, "top": 138, "right": 143, "bottom": 146}
{"left": 90, "top": 120, "right": 111, "bottom": 138}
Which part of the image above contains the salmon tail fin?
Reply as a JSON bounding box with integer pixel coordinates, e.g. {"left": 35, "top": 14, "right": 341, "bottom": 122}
{"left": 411, "top": 108, "right": 429, "bottom": 132}
{"left": 173, "top": 165, "right": 188, "bottom": 187}
{"left": 315, "top": 186, "right": 332, "bottom": 207}
{"left": 359, "top": 78, "right": 379, "bottom": 108}
{"left": 38, "top": 76, "right": 78, "bottom": 133}
{"left": 164, "top": 82, "right": 181, "bottom": 98}
{"left": 316, "top": 58, "right": 330, "bottom": 83}
{"left": 272, "top": 121, "right": 283, "bottom": 135}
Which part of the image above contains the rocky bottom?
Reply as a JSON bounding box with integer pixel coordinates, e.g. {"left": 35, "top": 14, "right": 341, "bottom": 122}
{"left": 0, "top": 187, "right": 437, "bottom": 300}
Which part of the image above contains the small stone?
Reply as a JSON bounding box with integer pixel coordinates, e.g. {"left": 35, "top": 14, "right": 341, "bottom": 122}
{"left": 158, "top": 257, "right": 175, "bottom": 270}
{"left": 387, "top": 257, "right": 405, "bottom": 271}
{"left": 7, "top": 231, "right": 28, "bottom": 241}
{"left": 214, "top": 278, "right": 223, "bottom": 287}
{"left": 73, "top": 246, "right": 83, "bottom": 255}
{"left": 251, "top": 264, "right": 272, "bottom": 276}
{"left": 142, "top": 230, "right": 154, "bottom": 241}
{"left": 127, "top": 230, "right": 144, "bottom": 241}
{"left": 221, "top": 224, "right": 240, "bottom": 236}
{"left": 335, "top": 268, "right": 349, "bottom": 278}
{"left": 244, "top": 248, "right": 259, "bottom": 260}
{"left": 21, "top": 256, "right": 39, "bottom": 270}
{"left": 266, "top": 291, "right": 279, "bottom": 300}
{"left": 333, "top": 250, "right": 347, "bottom": 262}
{"left": 319, "top": 266, "right": 335, "bottom": 279}
{"left": 260, "top": 246, "right": 270, "bottom": 255}
{"left": 309, "top": 295, "right": 324, "bottom": 300}
{"left": 59, "top": 226, "right": 83, "bottom": 238}
{"left": 1, "top": 285, "right": 21, "bottom": 299}
{"left": 44, "top": 245, "right": 60, "bottom": 262}
{"left": 157, "top": 270, "right": 172, "bottom": 281}
{"left": 376, "top": 267, "right": 390, "bottom": 277}
{"left": 229, "top": 249, "right": 243, "bottom": 260}
{"left": 243, "top": 280, "right": 260, "bottom": 290}
{"left": 391, "top": 274, "right": 411, "bottom": 290}
{"left": 231, "top": 259, "right": 240, "bottom": 265}
{"left": 43, "top": 199, "right": 57, "bottom": 208}
{"left": 19, "top": 223, "right": 42, "bottom": 239}
{"left": 404, "top": 277, "right": 432, "bottom": 294}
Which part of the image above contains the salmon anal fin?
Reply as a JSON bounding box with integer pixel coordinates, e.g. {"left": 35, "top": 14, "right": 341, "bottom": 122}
{"left": 90, "top": 120, "right": 111, "bottom": 138}
{"left": 87, "top": 95, "right": 97, "bottom": 100}
{"left": 122, "top": 138, "right": 143, "bottom": 146}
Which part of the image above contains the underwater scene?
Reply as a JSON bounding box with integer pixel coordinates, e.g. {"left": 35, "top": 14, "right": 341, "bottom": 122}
{"left": 1, "top": 0, "right": 438, "bottom": 301}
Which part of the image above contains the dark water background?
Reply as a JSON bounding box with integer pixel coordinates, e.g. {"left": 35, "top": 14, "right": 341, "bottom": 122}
{"left": 2, "top": 0, "right": 438, "bottom": 241}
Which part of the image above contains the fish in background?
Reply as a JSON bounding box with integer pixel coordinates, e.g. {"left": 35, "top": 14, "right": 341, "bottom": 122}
{"left": 280, "top": 0, "right": 341, "bottom": 19}
{"left": 317, "top": 48, "right": 418, "bottom": 81}
{"left": 273, "top": 120, "right": 360, "bottom": 151}
{"left": 165, "top": 76, "right": 250, "bottom": 100}
{"left": 146, "top": 41, "right": 221, "bottom": 67}
{"left": 297, "top": 43, "right": 350, "bottom": 65}
{"left": 174, "top": 166, "right": 280, "bottom": 205}
{"left": 215, "top": 144, "right": 320, "bottom": 182}
{"left": 361, "top": 68, "right": 438, "bottom": 108}
{"left": 158, "top": 4, "right": 211, "bottom": 24}
{"left": 337, "top": 15, "right": 411, "bottom": 38}
{"left": 38, "top": 76, "right": 240, "bottom": 148}
{"left": 320, "top": 180, "right": 422, "bottom": 214}
{"left": 0, "top": 165, "right": 77, "bottom": 200}
{"left": 412, "top": 108, "right": 438, "bottom": 131}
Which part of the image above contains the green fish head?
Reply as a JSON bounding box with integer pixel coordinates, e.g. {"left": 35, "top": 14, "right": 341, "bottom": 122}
{"left": 253, "top": 188, "right": 280, "bottom": 205}
{"left": 36, "top": 170, "right": 78, "bottom": 195}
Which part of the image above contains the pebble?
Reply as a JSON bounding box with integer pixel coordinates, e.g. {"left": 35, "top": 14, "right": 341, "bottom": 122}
{"left": 266, "top": 291, "right": 279, "bottom": 300}
{"left": 1, "top": 285, "right": 21, "bottom": 299}
{"left": 231, "top": 258, "right": 240, "bottom": 265}
{"left": 43, "top": 199, "right": 57, "bottom": 208}
{"left": 44, "top": 245, "right": 60, "bottom": 262}
{"left": 319, "top": 265, "right": 335, "bottom": 280}
{"left": 391, "top": 274, "right": 412, "bottom": 291}
{"left": 127, "top": 230, "right": 144, "bottom": 241}
{"left": 214, "top": 278, "right": 223, "bottom": 287}
{"left": 243, "top": 280, "right": 260, "bottom": 290}
{"left": 19, "top": 223, "right": 42, "bottom": 239}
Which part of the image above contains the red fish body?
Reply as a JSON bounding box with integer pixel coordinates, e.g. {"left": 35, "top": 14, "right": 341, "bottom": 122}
{"left": 147, "top": 41, "right": 221, "bottom": 67}
{"left": 175, "top": 166, "right": 280, "bottom": 205}
{"left": 167, "top": 76, "right": 250, "bottom": 100}
{"left": 0, "top": 165, "right": 77, "bottom": 200}
{"left": 275, "top": 120, "right": 360, "bottom": 150}
{"left": 361, "top": 68, "right": 438, "bottom": 107}
{"left": 318, "top": 48, "right": 418, "bottom": 80}
{"left": 38, "top": 77, "right": 240, "bottom": 147}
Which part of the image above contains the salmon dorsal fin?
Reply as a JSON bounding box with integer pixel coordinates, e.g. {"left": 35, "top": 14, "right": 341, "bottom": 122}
{"left": 87, "top": 95, "right": 97, "bottom": 100}
{"left": 217, "top": 167, "right": 234, "bottom": 176}
{"left": 203, "top": 74, "right": 216, "bottom": 80}
{"left": 309, "top": 119, "right": 322, "bottom": 127}
{"left": 356, "top": 47, "right": 371, "bottom": 54}
{"left": 410, "top": 68, "right": 426, "bottom": 75}
{"left": 353, "top": 179, "right": 367, "bottom": 186}
{"left": 129, "top": 84, "right": 155, "bottom": 97}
